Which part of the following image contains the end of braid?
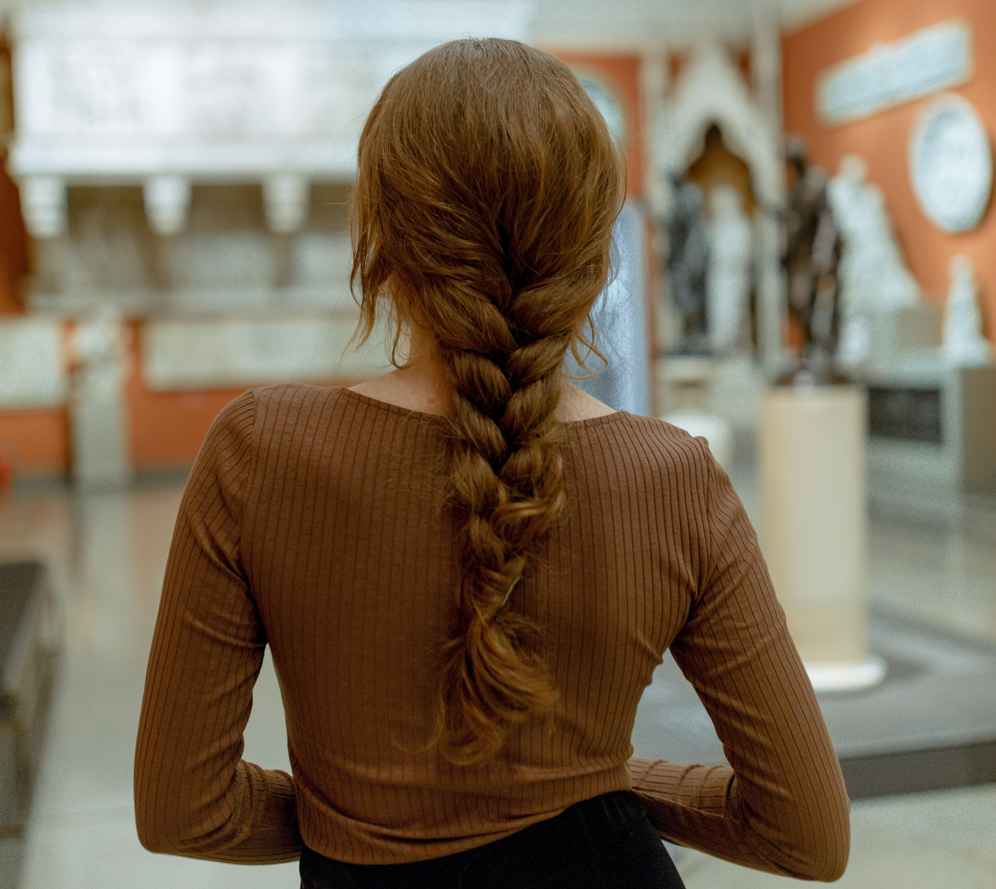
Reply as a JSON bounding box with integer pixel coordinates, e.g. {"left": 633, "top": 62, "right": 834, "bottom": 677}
{"left": 435, "top": 601, "right": 557, "bottom": 765}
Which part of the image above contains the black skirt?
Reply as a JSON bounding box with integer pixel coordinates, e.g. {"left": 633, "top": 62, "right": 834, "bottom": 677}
{"left": 299, "top": 790, "right": 686, "bottom": 888}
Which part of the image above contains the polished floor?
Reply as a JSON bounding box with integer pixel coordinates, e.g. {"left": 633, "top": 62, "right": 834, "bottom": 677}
{"left": 1, "top": 462, "right": 995, "bottom": 888}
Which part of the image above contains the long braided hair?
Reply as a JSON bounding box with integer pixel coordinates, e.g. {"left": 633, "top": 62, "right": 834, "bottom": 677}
{"left": 350, "top": 38, "right": 625, "bottom": 764}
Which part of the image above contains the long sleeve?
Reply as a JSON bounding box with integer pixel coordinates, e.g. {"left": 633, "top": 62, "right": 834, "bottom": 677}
{"left": 134, "top": 391, "right": 301, "bottom": 863}
{"left": 629, "top": 453, "right": 850, "bottom": 881}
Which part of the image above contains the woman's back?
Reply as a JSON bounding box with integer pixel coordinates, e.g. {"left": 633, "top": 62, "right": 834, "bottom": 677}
{"left": 137, "top": 383, "right": 847, "bottom": 876}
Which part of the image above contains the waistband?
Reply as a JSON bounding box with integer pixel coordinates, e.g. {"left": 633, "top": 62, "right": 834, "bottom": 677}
{"left": 300, "top": 790, "right": 650, "bottom": 888}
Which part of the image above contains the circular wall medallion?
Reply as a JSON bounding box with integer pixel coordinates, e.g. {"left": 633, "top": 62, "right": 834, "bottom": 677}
{"left": 909, "top": 94, "right": 993, "bottom": 232}
{"left": 576, "top": 72, "right": 627, "bottom": 142}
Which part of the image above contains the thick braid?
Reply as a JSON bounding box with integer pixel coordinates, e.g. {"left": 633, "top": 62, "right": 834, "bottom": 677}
{"left": 434, "top": 302, "right": 569, "bottom": 763}
{"left": 349, "top": 38, "right": 625, "bottom": 764}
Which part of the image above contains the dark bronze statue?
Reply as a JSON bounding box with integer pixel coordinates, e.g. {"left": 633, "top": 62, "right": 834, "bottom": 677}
{"left": 782, "top": 143, "right": 843, "bottom": 379}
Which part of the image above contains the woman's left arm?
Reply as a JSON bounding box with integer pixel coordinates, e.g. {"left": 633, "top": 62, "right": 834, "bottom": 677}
{"left": 134, "top": 391, "right": 301, "bottom": 863}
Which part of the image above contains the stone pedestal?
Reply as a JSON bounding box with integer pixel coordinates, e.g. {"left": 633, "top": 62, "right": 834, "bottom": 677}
{"left": 760, "top": 385, "right": 884, "bottom": 691}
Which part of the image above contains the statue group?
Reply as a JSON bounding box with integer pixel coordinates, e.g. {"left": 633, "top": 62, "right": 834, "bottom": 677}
{"left": 779, "top": 146, "right": 958, "bottom": 378}
{"left": 662, "top": 145, "right": 940, "bottom": 378}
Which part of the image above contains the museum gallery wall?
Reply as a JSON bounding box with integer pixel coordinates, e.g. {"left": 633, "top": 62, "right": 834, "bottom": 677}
{"left": 782, "top": 0, "right": 996, "bottom": 351}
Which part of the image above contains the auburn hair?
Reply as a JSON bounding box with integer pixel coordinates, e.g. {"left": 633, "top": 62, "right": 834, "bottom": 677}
{"left": 350, "top": 38, "right": 625, "bottom": 764}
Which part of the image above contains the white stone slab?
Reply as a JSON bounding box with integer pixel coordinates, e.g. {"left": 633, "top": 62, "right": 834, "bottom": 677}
{"left": 0, "top": 318, "right": 67, "bottom": 408}
{"left": 142, "top": 314, "right": 389, "bottom": 391}
{"left": 818, "top": 19, "right": 973, "bottom": 125}
{"left": 8, "top": 1, "right": 534, "bottom": 182}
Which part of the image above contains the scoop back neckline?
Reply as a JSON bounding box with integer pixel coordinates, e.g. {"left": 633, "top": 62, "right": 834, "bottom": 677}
{"left": 336, "top": 385, "right": 632, "bottom": 430}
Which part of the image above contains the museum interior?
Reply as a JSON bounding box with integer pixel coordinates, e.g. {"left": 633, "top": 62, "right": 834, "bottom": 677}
{"left": 0, "top": 0, "right": 994, "bottom": 886}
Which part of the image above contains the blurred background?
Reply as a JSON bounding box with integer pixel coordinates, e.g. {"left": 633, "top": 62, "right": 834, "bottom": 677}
{"left": 0, "top": 1, "right": 994, "bottom": 887}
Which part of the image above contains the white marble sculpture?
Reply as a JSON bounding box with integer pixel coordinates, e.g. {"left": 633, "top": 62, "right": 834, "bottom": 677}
{"left": 942, "top": 255, "right": 993, "bottom": 366}
{"left": 828, "top": 155, "right": 920, "bottom": 366}
{"left": 70, "top": 306, "right": 131, "bottom": 489}
{"left": 706, "top": 185, "right": 752, "bottom": 354}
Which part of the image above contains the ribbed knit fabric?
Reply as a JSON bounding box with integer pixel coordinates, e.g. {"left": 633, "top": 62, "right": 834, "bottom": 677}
{"left": 134, "top": 384, "right": 849, "bottom": 880}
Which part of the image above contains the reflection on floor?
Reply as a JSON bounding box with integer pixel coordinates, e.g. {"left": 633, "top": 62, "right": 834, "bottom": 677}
{"left": 0, "top": 465, "right": 994, "bottom": 889}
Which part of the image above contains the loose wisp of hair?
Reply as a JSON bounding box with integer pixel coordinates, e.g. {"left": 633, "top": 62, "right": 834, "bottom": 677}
{"left": 350, "top": 38, "right": 626, "bottom": 764}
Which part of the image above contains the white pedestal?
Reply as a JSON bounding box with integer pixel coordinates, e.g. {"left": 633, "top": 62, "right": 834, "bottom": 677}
{"left": 760, "top": 385, "right": 884, "bottom": 691}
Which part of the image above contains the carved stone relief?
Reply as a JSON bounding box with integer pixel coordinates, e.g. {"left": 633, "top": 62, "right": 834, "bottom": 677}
{"left": 142, "top": 315, "right": 387, "bottom": 391}
{"left": 9, "top": 2, "right": 531, "bottom": 180}
{"left": 28, "top": 186, "right": 156, "bottom": 312}
{"left": 55, "top": 42, "right": 143, "bottom": 132}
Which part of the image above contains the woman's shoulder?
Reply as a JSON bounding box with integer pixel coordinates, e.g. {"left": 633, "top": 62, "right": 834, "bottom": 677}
{"left": 576, "top": 409, "right": 716, "bottom": 464}
{"left": 248, "top": 382, "right": 346, "bottom": 413}
{"left": 205, "top": 384, "right": 353, "bottom": 448}
{"left": 568, "top": 412, "right": 722, "bottom": 515}
{"left": 560, "top": 385, "right": 715, "bottom": 464}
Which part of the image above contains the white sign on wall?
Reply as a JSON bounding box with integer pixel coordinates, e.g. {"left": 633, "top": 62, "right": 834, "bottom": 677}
{"left": 818, "top": 19, "right": 973, "bottom": 126}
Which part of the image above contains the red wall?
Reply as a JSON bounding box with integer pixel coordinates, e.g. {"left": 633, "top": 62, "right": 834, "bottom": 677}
{"left": 0, "top": 410, "right": 69, "bottom": 476}
{"left": 122, "top": 322, "right": 253, "bottom": 472}
{"left": 552, "top": 53, "right": 644, "bottom": 197}
{"left": 783, "top": 0, "right": 996, "bottom": 341}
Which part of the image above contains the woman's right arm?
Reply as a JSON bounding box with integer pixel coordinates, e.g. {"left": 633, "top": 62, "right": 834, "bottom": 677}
{"left": 134, "top": 392, "right": 301, "bottom": 863}
{"left": 629, "top": 452, "right": 849, "bottom": 881}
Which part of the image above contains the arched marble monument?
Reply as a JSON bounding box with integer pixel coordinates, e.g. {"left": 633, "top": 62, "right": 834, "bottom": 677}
{"left": 654, "top": 38, "right": 784, "bottom": 368}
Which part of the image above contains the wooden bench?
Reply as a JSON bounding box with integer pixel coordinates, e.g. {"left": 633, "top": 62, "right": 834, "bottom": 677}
{"left": 0, "top": 561, "right": 57, "bottom": 835}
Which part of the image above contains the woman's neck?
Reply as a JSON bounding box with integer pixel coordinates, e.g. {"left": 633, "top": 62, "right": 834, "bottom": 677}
{"left": 349, "top": 325, "right": 616, "bottom": 421}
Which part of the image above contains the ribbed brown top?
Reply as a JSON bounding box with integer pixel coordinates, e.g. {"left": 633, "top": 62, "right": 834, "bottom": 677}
{"left": 135, "top": 384, "right": 849, "bottom": 879}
